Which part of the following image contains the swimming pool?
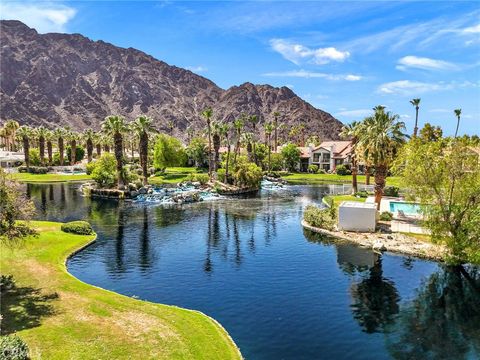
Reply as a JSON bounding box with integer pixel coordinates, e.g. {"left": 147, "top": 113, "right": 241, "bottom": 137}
{"left": 389, "top": 201, "right": 422, "bottom": 215}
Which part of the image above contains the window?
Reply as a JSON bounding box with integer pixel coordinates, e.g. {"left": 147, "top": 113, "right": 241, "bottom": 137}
{"left": 313, "top": 153, "right": 320, "bottom": 162}
{"left": 322, "top": 153, "right": 330, "bottom": 162}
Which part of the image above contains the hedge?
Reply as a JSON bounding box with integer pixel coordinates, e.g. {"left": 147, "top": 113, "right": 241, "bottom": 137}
{"left": 61, "top": 221, "right": 94, "bottom": 235}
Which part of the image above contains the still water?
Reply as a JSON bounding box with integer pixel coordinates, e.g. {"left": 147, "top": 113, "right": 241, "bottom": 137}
{"left": 27, "top": 183, "right": 480, "bottom": 360}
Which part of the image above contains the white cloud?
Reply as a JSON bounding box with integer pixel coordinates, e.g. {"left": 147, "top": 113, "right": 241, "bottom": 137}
{"left": 0, "top": 2, "right": 76, "bottom": 33}
{"left": 269, "top": 39, "right": 349, "bottom": 65}
{"left": 400, "top": 114, "right": 411, "bottom": 119}
{"left": 378, "top": 80, "right": 479, "bottom": 95}
{"left": 336, "top": 109, "right": 372, "bottom": 118}
{"left": 185, "top": 65, "right": 208, "bottom": 73}
{"left": 463, "top": 24, "right": 480, "bottom": 34}
{"left": 397, "top": 56, "right": 458, "bottom": 71}
{"left": 262, "top": 69, "right": 361, "bottom": 81}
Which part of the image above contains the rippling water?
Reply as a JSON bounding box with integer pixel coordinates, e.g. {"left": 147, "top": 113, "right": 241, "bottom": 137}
{"left": 27, "top": 183, "right": 480, "bottom": 360}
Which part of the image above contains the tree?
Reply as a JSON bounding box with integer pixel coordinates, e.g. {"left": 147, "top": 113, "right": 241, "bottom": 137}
{"left": 67, "top": 131, "right": 79, "bottom": 166}
{"left": 0, "top": 169, "right": 36, "bottom": 244}
{"left": 264, "top": 122, "right": 274, "bottom": 171}
{"left": 186, "top": 137, "right": 208, "bottom": 168}
{"left": 132, "top": 115, "right": 155, "bottom": 185}
{"left": 233, "top": 116, "right": 244, "bottom": 164}
{"left": 45, "top": 129, "right": 54, "bottom": 165}
{"left": 410, "top": 98, "right": 421, "bottom": 138}
{"left": 419, "top": 123, "right": 443, "bottom": 142}
{"left": 16, "top": 126, "right": 32, "bottom": 170}
{"left": 394, "top": 139, "right": 480, "bottom": 264}
{"left": 54, "top": 127, "right": 67, "bottom": 166}
{"left": 91, "top": 153, "right": 117, "bottom": 188}
{"left": 153, "top": 134, "right": 186, "bottom": 171}
{"left": 272, "top": 111, "right": 280, "bottom": 152}
{"left": 3, "top": 120, "right": 19, "bottom": 151}
{"left": 35, "top": 126, "right": 48, "bottom": 166}
{"left": 248, "top": 114, "right": 259, "bottom": 164}
{"left": 340, "top": 121, "right": 360, "bottom": 193}
{"left": 202, "top": 107, "right": 214, "bottom": 177}
{"left": 281, "top": 143, "right": 301, "bottom": 172}
{"left": 357, "top": 107, "right": 406, "bottom": 209}
{"left": 83, "top": 129, "right": 95, "bottom": 163}
{"left": 454, "top": 109, "right": 462, "bottom": 138}
{"left": 230, "top": 155, "right": 263, "bottom": 189}
{"left": 102, "top": 115, "right": 128, "bottom": 188}
{"left": 212, "top": 122, "right": 223, "bottom": 171}
{"left": 222, "top": 123, "right": 232, "bottom": 182}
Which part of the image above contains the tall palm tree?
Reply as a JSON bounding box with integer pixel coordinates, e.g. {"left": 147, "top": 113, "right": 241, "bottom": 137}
{"left": 17, "top": 125, "right": 32, "bottom": 170}
{"left": 272, "top": 111, "right": 280, "bottom": 152}
{"left": 265, "top": 122, "right": 274, "bottom": 171}
{"left": 4, "top": 119, "right": 20, "bottom": 151}
{"left": 454, "top": 109, "right": 462, "bottom": 138}
{"left": 54, "top": 127, "right": 67, "bottom": 166}
{"left": 132, "top": 115, "right": 155, "bottom": 186}
{"left": 36, "top": 126, "right": 48, "bottom": 166}
{"left": 102, "top": 115, "right": 128, "bottom": 188}
{"left": 212, "top": 122, "right": 223, "bottom": 171}
{"left": 340, "top": 121, "right": 360, "bottom": 194}
{"left": 201, "top": 107, "right": 214, "bottom": 177}
{"left": 357, "top": 107, "right": 406, "bottom": 209}
{"left": 68, "top": 131, "right": 79, "bottom": 166}
{"left": 45, "top": 129, "right": 54, "bottom": 166}
{"left": 83, "top": 129, "right": 95, "bottom": 163}
{"left": 243, "top": 132, "right": 254, "bottom": 162}
{"left": 410, "top": 98, "right": 421, "bottom": 138}
{"left": 93, "top": 133, "right": 102, "bottom": 157}
{"left": 248, "top": 114, "right": 259, "bottom": 164}
{"left": 233, "top": 116, "right": 244, "bottom": 164}
{"left": 221, "top": 123, "right": 232, "bottom": 183}
{"left": 101, "top": 134, "right": 111, "bottom": 153}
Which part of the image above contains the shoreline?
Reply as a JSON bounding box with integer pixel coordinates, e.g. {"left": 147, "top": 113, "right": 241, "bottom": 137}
{"left": 301, "top": 219, "right": 447, "bottom": 261}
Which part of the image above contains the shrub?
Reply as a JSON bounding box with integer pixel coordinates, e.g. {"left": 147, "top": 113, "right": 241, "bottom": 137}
{"left": 17, "top": 166, "right": 48, "bottom": 174}
{"left": 91, "top": 153, "right": 117, "bottom": 188}
{"left": 281, "top": 143, "right": 301, "bottom": 172}
{"left": 303, "top": 205, "right": 336, "bottom": 231}
{"left": 335, "top": 164, "right": 351, "bottom": 176}
{"left": 28, "top": 149, "right": 41, "bottom": 166}
{"left": 379, "top": 211, "right": 393, "bottom": 221}
{"left": 318, "top": 168, "right": 326, "bottom": 174}
{"left": 216, "top": 168, "right": 226, "bottom": 183}
{"left": 0, "top": 274, "right": 15, "bottom": 291}
{"left": 308, "top": 164, "right": 319, "bottom": 174}
{"left": 61, "top": 221, "right": 94, "bottom": 235}
{"left": 85, "top": 161, "right": 96, "bottom": 175}
{"left": 66, "top": 145, "right": 85, "bottom": 164}
{"left": 232, "top": 158, "right": 263, "bottom": 188}
{"left": 270, "top": 153, "right": 284, "bottom": 171}
{"left": 193, "top": 173, "right": 210, "bottom": 185}
{"left": 153, "top": 134, "right": 187, "bottom": 171}
{"left": 384, "top": 186, "right": 399, "bottom": 197}
{"left": 0, "top": 335, "right": 29, "bottom": 360}
{"left": 355, "top": 190, "right": 369, "bottom": 198}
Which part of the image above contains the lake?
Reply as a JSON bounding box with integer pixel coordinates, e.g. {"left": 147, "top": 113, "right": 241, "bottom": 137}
{"left": 27, "top": 183, "right": 480, "bottom": 360}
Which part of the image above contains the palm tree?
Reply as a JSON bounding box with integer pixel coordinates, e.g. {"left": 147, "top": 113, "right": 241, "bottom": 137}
{"left": 36, "top": 126, "right": 48, "bottom": 166}
{"left": 233, "top": 116, "right": 244, "bottom": 164}
{"left": 45, "top": 129, "right": 54, "bottom": 165}
{"left": 83, "top": 129, "right": 95, "bottom": 163}
{"left": 357, "top": 107, "right": 407, "bottom": 209}
{"left": 248, "top": 114, "right": 259, "bottom": 164}
{"left": 454, "top": 109, "right": 462, "bottom": 138}
{"left": 67, "top": 131, "right": 79, "bottom": 166}
{"left": 272, "top": 111, "right": 280, "bottom": 152}
{"left": 410, "top": 98, "right": 421, "bottom": 138}
{"left": 243, "top": 132, "right": 254, "bottom": 162}
{"left": 54, "top": 128, "right": 67, "bottom": 166}
{"left": 101, "top": 134, "right": 111, "bottom": 153}
{"left": 132, "top": 115, "right": 155, "bottom": 186}
{"left": 93, "top": 133, "right": 102, "bottom": 157}
{"left": 212, "top": 122, "right": 223, "bottom": 171}
{"left": 221, "top": 123, "right": 232, "bottom": 183}
{"left": 201, "top": 107, "right": 214, "bottom": 177}
{"left": 4, "top": 119, "right": 19, "bottom": 151}
{"left": 102, "top": 115, "right": 128, "bottom": 188}
{"left": 17, "top": 126, "right": 32, "bottom": 170}
{"left": 340, "top": 121, "right": 360, "bottom": 194}
{"left": 265, "top": 122, "right": 274, "bottom": 171}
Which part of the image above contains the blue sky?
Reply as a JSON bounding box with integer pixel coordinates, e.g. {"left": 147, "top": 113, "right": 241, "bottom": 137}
{"left": 1, "top": 1, "right": 479, "bottom": 136}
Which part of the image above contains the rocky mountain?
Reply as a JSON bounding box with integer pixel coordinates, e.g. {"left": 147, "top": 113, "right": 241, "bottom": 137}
{"left": 0, "top": 20, "right": 343, "bottom": 140}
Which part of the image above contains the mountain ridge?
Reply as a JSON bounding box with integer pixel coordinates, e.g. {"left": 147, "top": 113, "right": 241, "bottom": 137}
{"left": 0, "top": 20, "right": 343, "bottom": 140}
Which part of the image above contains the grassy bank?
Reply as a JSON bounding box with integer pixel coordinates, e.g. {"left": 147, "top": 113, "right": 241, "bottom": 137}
{"left": 149, "top": 167, "right": 204, "bottom": 185}
{"left": 323, "top": 194, "right": 367, "bottom": 207}
{"left": 10, "top": 173, "right": 92, "bottom": 183}
{"left": 281, "top": 173, "right": 401, "bottom": 187}
{"left": 0, "top": 222, "right": 241, "bottom": 359}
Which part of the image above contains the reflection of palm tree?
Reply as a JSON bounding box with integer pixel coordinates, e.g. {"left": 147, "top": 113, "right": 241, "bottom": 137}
{"left": 139, "top": 206, "right": 151, "bottom": 271}
{"left": 115, "top": 205, "right": 126, "bottom": 272}
{"left": 232, "top": 216, "right": 242, "bottom": 266}
{"left": 204, "top": 208, "right": 213, "bottom": 273}
{"left": 350, "top": 257, "right": 400, "bottom": 333}
{"left": 386, "top": 266, "right": 480, "bottom": 359}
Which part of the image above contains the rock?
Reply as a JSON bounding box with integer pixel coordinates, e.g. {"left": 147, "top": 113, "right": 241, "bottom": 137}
{"left": 147, "top": 188, "right": 154, "bottom": 194}
{"left": 387, "top": 235, "right": 393, "bottom": 240}
{"left": 192, "top": 181, "right": 201, "bottom": 188}
{"left": 138, "top": 187, "right": 147, "bottom": 194}
{"left": 372, "top": 240, "right": 387, "bottom": 251}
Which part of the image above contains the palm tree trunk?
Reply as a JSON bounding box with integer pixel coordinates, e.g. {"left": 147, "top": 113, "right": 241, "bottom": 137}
{"left": 96, "top": 144, "right": 101, "bottom": 157}
{"left": 225, "top": 141, "right": 231, "bottom": 184}
{"left": 139, "top": 133, "right": 148, "bottom": 186}
{"left": 23, "top": 136, "right": 30, "bottom": 170}
{"left": 351, "top": 157, "right": 358, "bottom": 194}
{"left": 374, "top": 164, "right": 387, "bottom": 210}
{"left": 365, "top": 165, "right": 371, "bottom": 185}
{"left": 207, "top": 121, "right": 213, "bottom": 178}
{"left": 274, "top": 118, "right": 278, "bottom": 152}
{"left": 114, "top": 132, "right": 125, "bottom": 188}
{"left": 58, "top": 138, "right": 64, "bottom": 166}
{"left": 413, "top": 107, "right": 419, "bottom": 138}
{"left": 47, "top": 141, "right": 53, "bottom": 165}
{"left": 87, "top": 139, "right": 93, "bottom": 163}
{"left": 233, "top": 132, "right": 240, "bottom": 164}
{"left": 268, "top": 134, "right": 271, "bottom": 172}
{"left": 454, "top": 117, "right": 460, "bottom": 138}
{"left": 39, "top": 136, "right": 45, "bottom": 166}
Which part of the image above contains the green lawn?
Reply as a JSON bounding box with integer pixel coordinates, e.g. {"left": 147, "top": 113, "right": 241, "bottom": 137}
{"left": 281, "top": 173, "right": 402, "bottom": 187}
{"left": 0, "top": 222, "right": 241, "bottom": 360}
{"left": 150, "top": 167, "right": 204, "bottom": 185}
{"left": 323, "top": 194, "right": 367, "bottom": 207}
{"left": 10, "top": 173, "right": 92, "bottom": 183}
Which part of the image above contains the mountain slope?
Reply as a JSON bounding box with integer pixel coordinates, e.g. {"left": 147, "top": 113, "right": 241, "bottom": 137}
{"left": 0, "top": 20, "right": 343, "bottom": 140}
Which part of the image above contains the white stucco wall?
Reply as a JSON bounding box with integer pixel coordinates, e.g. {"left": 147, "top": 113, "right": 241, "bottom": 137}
{"left": 338, "top": 201, "right": 377, "bottom": 232}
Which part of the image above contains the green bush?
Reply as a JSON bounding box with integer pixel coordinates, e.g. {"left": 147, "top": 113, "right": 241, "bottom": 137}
{"left": 303, "top": 205, "right": 336, "bottom": 231}
{"left": 61, "top": 221, "right": 94, "bottom": 235}
{"left": 17, "top": 166, "right": 48, "bottom": 174}
{"left": 335, "top": 164, "right": 351, "bottom": 176}
{"left": 281, "top": 143, "right": 301, "bottom": 172}
{"left": 231, "top": 157, "right": 263, "bottom": 188}
{"left": 269, "top": 153, "right": 284, "bottom": 171}
{"left": 28, "top": 149, "right": 41, "bottom": 166}
{"left": 318, "top": 168, "right": 326, "bottom": 174}
{"left": 0, "top": 335, "right": 29, "bottom": 360}
{"left": 0, "top": 274, "right": 15, "bottom": 291}
{"left": 384, "top": 186, "right": 399, "bottom": 197}
{"left": 379, "top": 211, "right": 393, "bottom": 221}
{"left": 354, "top": 190, "right": 369, "bottom": 198}
{"left": 216, "top": 168, "right": 226, "bottom": 183}
{"left": 193, "top": 173, "right": 210, "bottom": 185}
{"left": 91, "top": 153, "right": 117, "bottom": 188}
{"left": 85, "top": 161, "right": 96, "bottom": 175}
{"left": 66, "top": 145, "right": 85, "bottom": 164}
{"left": 308, "top": 164, "right": 319, "bottom": 174}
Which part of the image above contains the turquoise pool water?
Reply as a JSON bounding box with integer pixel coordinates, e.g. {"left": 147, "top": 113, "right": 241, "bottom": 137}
{"left": 389, "top": 201, "right": 421, "bottom": 215}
